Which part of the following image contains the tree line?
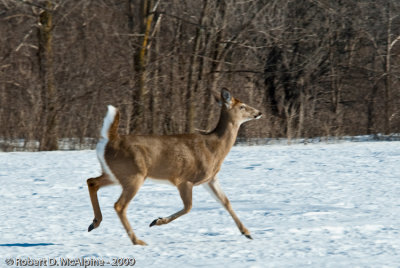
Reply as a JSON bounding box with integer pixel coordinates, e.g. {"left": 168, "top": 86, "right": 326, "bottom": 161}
{"left": 1, "top": 0, "right": 400, "bottom": 151}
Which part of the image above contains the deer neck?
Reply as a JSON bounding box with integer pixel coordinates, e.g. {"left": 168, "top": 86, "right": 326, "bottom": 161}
{"left": 208, "top": 109, "right": 240, "bottom": 154}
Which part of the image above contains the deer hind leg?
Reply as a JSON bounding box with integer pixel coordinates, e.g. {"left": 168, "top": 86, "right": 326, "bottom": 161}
{"left": 87, "top": 174, "right": 114, "bottom": 232}
{"left": 114, "top": 177, "right": 146, "bottom": 246}
{"left": 149, "top": 181, "right": 193, "bottom": 227}
{"left": 203, "top": 177, "right": 252, "bottom": 239}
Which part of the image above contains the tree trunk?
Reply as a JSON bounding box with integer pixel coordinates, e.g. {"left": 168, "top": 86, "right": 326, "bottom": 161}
{"left": 185, "top": 0, "right": 208, "bottom": 133}
{"left": 384, "top": 4, "right": 392, "bottom": 135}
{"left": 38, "top": 1, "right": 58, "bottom": 151}
{"left": 129, "top": 0, "right": 158, "bottom": 133}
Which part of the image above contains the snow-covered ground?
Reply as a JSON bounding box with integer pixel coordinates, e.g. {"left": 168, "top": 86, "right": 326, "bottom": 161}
{"left": 1, "top": 141, "right": 400, "bottom": 267}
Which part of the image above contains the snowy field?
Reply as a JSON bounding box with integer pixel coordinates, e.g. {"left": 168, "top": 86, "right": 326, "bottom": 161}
{"left": 1, "top": 141, "right": 400, "bottom": 267}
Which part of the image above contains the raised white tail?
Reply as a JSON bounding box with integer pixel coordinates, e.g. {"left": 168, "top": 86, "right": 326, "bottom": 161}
{"left": 95, "top": 105, "right": 120, "bottom": 185}
{"left": 100, "top": 105, "right": 118, "bottom": 139}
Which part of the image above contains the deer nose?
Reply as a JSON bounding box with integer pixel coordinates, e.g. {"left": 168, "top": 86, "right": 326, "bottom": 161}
{"left": 254, "top": 112, "right": 262, "bottom": 119}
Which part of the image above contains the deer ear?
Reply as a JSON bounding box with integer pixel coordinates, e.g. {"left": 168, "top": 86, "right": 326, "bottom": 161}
{"left": 211, "top": 89, "right": 222, "bottom": 106}
{"left": 221, "top": 88, "right": 232, "bottom": 108}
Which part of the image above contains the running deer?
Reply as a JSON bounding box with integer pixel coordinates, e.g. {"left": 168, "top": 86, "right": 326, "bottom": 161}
{"left": 87, "top": 88, "right": 262, "bottom": 245}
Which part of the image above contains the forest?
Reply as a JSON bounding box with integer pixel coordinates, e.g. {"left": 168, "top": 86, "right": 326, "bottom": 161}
{"left": 1, "top": 0, "right": 400, "bottom": 151}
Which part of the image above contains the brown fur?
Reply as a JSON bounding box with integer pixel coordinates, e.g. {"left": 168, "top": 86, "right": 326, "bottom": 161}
{"left": 87, "top": 89, "right": 261, "bottom": 245}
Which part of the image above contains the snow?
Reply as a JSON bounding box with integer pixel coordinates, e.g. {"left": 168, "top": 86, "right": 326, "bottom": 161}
{"left": 1, "top": 141, "right": 400, "bottom": 267}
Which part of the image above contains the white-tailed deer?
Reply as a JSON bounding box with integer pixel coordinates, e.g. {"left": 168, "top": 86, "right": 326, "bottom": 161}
{"left": 87, "top": 88, "right": 262, "bottom": 245}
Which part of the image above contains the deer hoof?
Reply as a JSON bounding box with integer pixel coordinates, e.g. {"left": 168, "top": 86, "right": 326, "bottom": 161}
{"left": 88, "top": 219, "right": 99, "bottom": 232}
{"left": 134, "top": 239, "right": 148, "bottom": 246}
{"left": 244, "top": 234, "right": 253, "bottom": 239}
{"left": 88, "top": 223, "right": 95, "bottom": 232}
{"left": 241, "top": 230, "right": 253, "bottom": 239}
{"left": 149, "top": 217, "right": 162, "bottom": 227}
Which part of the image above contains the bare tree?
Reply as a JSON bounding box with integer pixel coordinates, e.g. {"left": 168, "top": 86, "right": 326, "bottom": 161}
{"left": 1, "top": 0, "right": 400, "bottom": 151}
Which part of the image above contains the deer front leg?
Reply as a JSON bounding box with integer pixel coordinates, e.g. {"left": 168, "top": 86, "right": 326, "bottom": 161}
{"left": 203, "top": 177, "right": 252, "bottom": 239}
{"left": 149, "top": 181, "right": 193, "bottom": 227}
